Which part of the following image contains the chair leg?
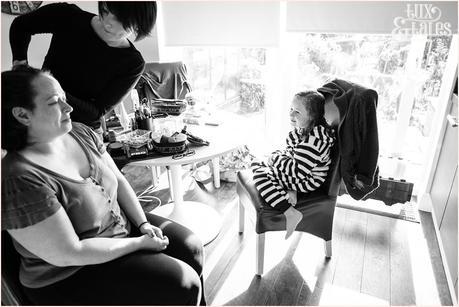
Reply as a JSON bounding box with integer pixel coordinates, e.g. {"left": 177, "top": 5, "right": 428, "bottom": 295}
{"left": 324, "top": 240, "right": 332, "bottom": 258}
{"left": 238, "top": 198, "right": 245, "bottom": 234}
{"left": 256, "top": 233, "right": 265, "bottom": 276}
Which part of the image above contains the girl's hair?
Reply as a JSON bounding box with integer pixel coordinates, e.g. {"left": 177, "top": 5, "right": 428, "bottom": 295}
{"left": 99, "top": 1, "right": 157, "bottom": 41}
{"left": 294, "top": 90, "right": 327, "bottom": 136}
{"left": 1, "top": 66, "right": 43, "bottom": 151}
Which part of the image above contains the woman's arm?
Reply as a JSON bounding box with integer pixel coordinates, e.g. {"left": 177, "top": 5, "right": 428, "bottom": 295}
{"left": 8, "top": 208, "right": 168, "bottom": 267}
{"left": 10, "top": 3, "right": 76, "bottom": 63}
{"left": 100, "top": 151, "right": 164, "bottom": 239}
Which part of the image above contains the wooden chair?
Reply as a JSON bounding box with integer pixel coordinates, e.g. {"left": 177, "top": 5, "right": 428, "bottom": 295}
{"left": 236, "top": 136, "right": 341, "bottom": 276}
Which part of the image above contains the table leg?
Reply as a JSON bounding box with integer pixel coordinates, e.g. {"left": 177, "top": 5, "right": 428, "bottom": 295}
{"left": 169, "top": 165, "right": 182, "bottom": 204}
{"left": 152, "top": 164, "right": 222, "bottom": 245}
{"left": 212, "top": 157, "right": 220, "bottom": 188}
{"left": 151, "top": 166, "right": 159, "bottom": 187}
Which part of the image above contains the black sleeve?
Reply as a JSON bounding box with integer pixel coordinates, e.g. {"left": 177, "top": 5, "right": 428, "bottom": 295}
{"left": 10, "top": 3, "right": 78, "bottom": 62}
{"left": 95, "top": 58, "right": 145, "bottom": 117}
{"left": 356, "top": 90, "right": 379, "bottom": 185}
{"left": 66, "top": 92, "right": 100, "bottom": 121}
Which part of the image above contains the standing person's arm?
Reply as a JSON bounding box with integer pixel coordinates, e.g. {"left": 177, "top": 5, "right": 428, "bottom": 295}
{"left": 86, "top": 60, "right": 145, "bottom": 122}
{"left": 10, "top": 3, "right": 75, "bottom": 66}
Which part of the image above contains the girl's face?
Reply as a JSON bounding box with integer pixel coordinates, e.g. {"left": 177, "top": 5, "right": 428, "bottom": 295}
{"left": 289, "top": 97, "right": 310, "bottom": 129}
{"left": 27, "top": 74, "right": 73, "bottom": 141}
{"left": 98, "top": 11, "right": 134, "bottom": 43}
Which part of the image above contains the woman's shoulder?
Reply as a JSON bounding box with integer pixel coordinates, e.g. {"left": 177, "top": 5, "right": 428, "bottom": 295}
{"left": 117, "top": 44, "right": 145, "bottom": 73}
{"left": 1, "top": 153, "right": 61, "bottom": 231}
{"left": 35, "top": 2, "right": 93, "bottom": 32}
{"left": 71, "top": 122, "right": 98, "bottom": 144}
{"left": 1, "top": 152, "right": 52, "bottom": 186}
{"left": 40, "top": 2, "right": 88, "bottom": 17}
{"left": 70, "top": 122, "right": 106, "bottom": 154}
{"left": 71, "top": 121, "right": 95, "bottom": 136}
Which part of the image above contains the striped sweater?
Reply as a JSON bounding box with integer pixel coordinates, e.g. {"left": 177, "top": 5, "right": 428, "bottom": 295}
{"left": 267, "top": 125, "right": 336, "bottom": 193}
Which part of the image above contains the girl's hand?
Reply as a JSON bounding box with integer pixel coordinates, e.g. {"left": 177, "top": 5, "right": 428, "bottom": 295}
{"left": 139, "top": 222, "right": 164, "bottom": 239}
{"left": 287, "top": 190, "right": 297, "bottom": 206}
{"left": 267, "top": 153, "right": 278, "bottom": 166}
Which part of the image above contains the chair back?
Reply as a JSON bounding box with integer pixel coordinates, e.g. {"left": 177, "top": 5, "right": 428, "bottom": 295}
{"left": 1, "top": 231, "right": 31, "bottom": 305}
{"left": 320, "top": 128, "right": 341, "bottom": 198}
{"left": 136, "top": 62, "right": 192, "bottom": 101}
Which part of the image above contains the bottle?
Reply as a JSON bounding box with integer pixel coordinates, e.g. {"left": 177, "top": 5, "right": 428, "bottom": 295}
{"left": 130, "top": 89, "right": 140, "bottom": 110}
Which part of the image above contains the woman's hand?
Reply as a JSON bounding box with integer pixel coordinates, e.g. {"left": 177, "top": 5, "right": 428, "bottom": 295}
{"left": 140, "top": 234, "right": 169, "bottom": 252}
{"left": 139, "top": 222, "right": 164, "bottom": 239}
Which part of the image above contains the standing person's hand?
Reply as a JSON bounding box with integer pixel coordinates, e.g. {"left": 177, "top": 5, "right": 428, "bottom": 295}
{"left": 12, "top": 60, "right": 29, "bottom": 70}
{"left": 139, "top": 222, "right": 164, "bottom": 239}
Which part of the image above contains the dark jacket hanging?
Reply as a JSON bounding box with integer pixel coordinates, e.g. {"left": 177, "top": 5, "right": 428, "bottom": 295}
{"left": 318, "top": 79, "right": 380, "bottom": 200}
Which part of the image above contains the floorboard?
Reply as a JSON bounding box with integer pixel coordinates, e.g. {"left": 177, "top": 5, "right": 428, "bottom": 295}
{"left": 361, "top": 214, "right": 391, "bottom": 302}
{"left": 332, "top": 209, "right": 367, "bottom": 292}
{"left": 124, "top": 165, "right": 453, "bottom": 305}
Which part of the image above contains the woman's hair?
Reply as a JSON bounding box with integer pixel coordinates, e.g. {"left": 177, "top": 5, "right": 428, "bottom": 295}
{"left": 99, "top": 1, "right": 157, "bottom": 41}
{"left": 2, "top": 66, "right": 43, "bottom": 151}
{"left": 294, "top": 90, "right": 327, "bottom": 135}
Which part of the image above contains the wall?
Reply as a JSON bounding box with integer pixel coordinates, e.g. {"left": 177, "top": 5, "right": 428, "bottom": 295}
{"left": 1, "top": 1, "right": 159, "bottom": 70}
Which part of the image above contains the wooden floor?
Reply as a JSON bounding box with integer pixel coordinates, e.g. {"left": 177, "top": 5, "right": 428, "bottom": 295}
{"left": 124, "top": 165, "right": 453, "bottom": 306}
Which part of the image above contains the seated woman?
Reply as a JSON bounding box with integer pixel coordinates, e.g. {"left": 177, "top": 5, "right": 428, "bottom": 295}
{"left": 1, "top": 66, "right": 206, "bottom": 305}
{"left": 252, "top": 91, "right": 336, "bottom": 239}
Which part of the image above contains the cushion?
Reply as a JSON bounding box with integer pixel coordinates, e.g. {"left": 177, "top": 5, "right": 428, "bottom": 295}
{"left": 237, "top": 169, "right": 337, "bottom": 240}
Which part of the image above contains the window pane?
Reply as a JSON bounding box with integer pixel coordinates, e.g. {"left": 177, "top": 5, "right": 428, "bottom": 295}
{"left": 162, "top": 46, "right": 268, "bottom": 154}
{"left": 289, "top": 33, "right": 453, "bottom": 188}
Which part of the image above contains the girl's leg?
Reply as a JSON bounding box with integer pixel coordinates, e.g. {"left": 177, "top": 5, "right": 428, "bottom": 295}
{"left": 23, "top": 250, "right": 201, "bottom": 305}
{"left": 252, "top": 168, "right": 302, "bottom": 239}
{"left": 252, "top": 168, "right": 290, "bottom": 211}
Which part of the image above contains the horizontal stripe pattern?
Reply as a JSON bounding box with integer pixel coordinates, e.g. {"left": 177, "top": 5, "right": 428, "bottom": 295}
{"left": 254, "top": 125, "right": 336, "bottom": 201}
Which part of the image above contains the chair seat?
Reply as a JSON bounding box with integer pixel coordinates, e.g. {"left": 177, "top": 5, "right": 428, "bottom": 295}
{"left": 237, "top": 169, "right": 336, "bottom": 240}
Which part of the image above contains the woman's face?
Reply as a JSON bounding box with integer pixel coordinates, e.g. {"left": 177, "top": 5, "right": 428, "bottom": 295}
{"left": 98, "top": 11, "right": 134, "bottom": 43}
{"left": 289, "top": 97, "right": 310, "bottom": 129}
{"left": 27, "top": 74, "right": 73, "bottom": 141}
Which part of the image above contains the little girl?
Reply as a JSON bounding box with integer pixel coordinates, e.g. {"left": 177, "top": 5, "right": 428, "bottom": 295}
{"left": 252, "top": 91, "right": 336, "bottom": 239}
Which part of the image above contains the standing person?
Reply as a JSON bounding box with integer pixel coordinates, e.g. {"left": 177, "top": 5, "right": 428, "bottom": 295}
{"left": 252, "top": 91, "right": 336, "bottom": 239}
{"left": 10, "top": 1, "right": 156, "bottom": 130}
{"left": 1, "top": 66, "right": 206, "bottom": 305}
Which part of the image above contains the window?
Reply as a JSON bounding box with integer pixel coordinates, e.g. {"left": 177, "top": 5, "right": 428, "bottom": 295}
{"left": 160, "top": 34, "right": 455, "bottom": 192}
{"left": 162, "top": 46, "right": 270, "bottom": 155}
{"left": 282, "top": 33, "right": 454, "bottom": 189}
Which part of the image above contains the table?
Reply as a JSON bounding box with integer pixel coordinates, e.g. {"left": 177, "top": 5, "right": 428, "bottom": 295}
{"left": 128, "top": 122, "right": 243, "bottom": 245}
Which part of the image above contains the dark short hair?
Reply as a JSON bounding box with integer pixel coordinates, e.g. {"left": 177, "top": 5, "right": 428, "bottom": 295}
{"left": 99, "top": 1, "right": 157, "bottom": 41}
{"left": 1, "top": 66, "right": 43, "bottom": 151}
{"left": 294, "top": 90, "right": 326, "bottom": 133}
